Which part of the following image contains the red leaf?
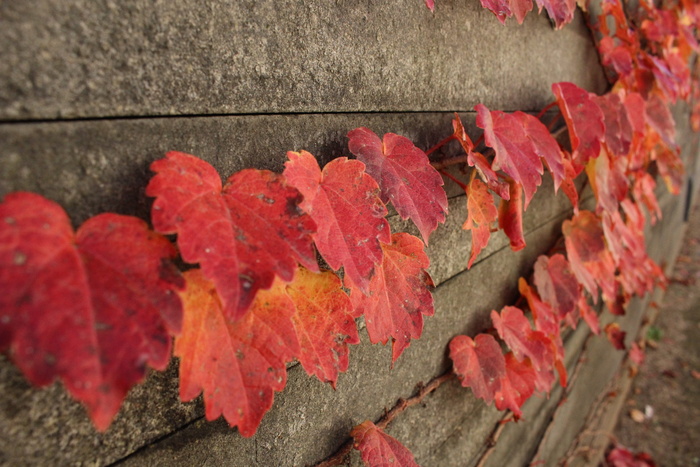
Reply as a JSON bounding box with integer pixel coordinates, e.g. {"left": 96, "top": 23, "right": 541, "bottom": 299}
{"left": 632, "top": 173, "right": 661, "bottom": 225}
{"left": 347, "top": 128, "right": 448, "bottom": 244}
{"left": 630, "top": 342, "right": 645, "bottom": 366}
{"left": 147, "top": 152, "right": 317, "bottom": 321}
{"left": 533, "top": 254, "right": 581, "bottom": 324}
{"left": 552, "top": 82, "right": 606, "bottom": 166}
{"left": 534, "top": 0, "right": 576, "bottom": 29}
{"left": 351, "top": 420, "right": 419, "bottom": 467}
{"left": 450, "top": 333, "right": 506, "bottom": 405}
{"left": 480, "top": 0, "right": 533, "bottom": 24}
{"left": 605, "top": 322, "right": 626, "bottom": 350}
{"left": 284, "top": 151, "right": 390, "bottom": 293}
{"left": 496, "top": 352, "right": 537, "bottom": 418}
{"left": 463, "top": 178, "right": 499, "bottom": 268}
{"left": 594, "top": 92, "right": 633, "bottom": 157}
{"left": 347, "top": 233, "right": 434, "bottom": 363}
{"left": 498, "top": 179, "right": 526, "bottom": 252}
{"left": 560, "top": 153, "right": 580, "bottom": 213}
{"left": 563, "top": 210, "right": 617, "bottom": 304}
{"left": 175, "top": 270, "right": 299, "bottom": 437}
{"left": 607, "top": 445, "right": 657, "bottom": 467}
{"left": 578, "top": 294, "right": 600, "bottom": 334}
{"left": 586, "top": 145, "right": 629, "bottom": 214}
{"left": 424, "top": 0, "right": 435, "bottom": 11}
{"left": 452, "top": 114, "right": 510, "bottom": 200}
{"left": 0, "top": 192, "right": 183, "bottom": 430}
{"left": 514, "top": 111, "right": 566, "bottom": 192}
{"left": 644, "top": 93, "right": 676, "bottom": 147}
{"left": 491, "top": 307, "right": 553, "bottom": 371}
{"left": 476, "top": 104, "right": 544, "bottom": 209}
{"left": 287, "top": 267, "right": 359, "bottom": 388}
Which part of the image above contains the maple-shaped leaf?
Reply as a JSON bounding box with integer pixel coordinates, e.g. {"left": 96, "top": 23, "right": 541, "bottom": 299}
{"left": 604, "top": 322, "right": 626, "bottom": 350}
{"left": 347, "top": 127, "right": 448, "bottom": 244}
{"left": 514, "top": 111, "right": 566, "bottom": 192}
{"left": 0, "top": 192, "right": 183, "bottom": 430}
{"left": 491, "top": 307, "right": 553, "bottom": 371}
{"left": 476, "top": 104, "right": 544, "bottom": 209}
{"left": 496, "top": 352, "right": 537, "bottom": 418}
{"left": 463, "top": 178, "right": 499, "bottom": 268}
{"left": 552, "top": 82, "right": 606, "bottom": 166}
{"left": 450, "top": 333, "right": 506, "bottom": 405}
{"left": 347, "top": 232, "right": 434, "bottom": 363}
{"left": 562, "top": 210, "right": 616, "bottom": 304}
{"left": 453, "top": 114, "right": 510, "bottom": 200}
{"left": 586, "top": 145, "right": 629, "bottom": 214}
{"left": 498, "top": 179, "right": 526, "bottom": 252}
{"left": 351, "top": 420, "right": 420, "bottom": 467}
{"left": 534, "top": 0, "right": 576, "bottom": 29}
{"left": 147, "top": 152, "right": 317, "bottom": 321}
{"left": 283, "top": 151, "right": 390, "bottom": 293}
{"left": 286, "top": 267, "right": 359, "bottom": 388}
{"left": 175, "top": 270, "right": 299, "bottom": 437}
{"left": 533, "top": 254, "right": 581, "bottom": 324}
{"left": 594, "top": 92, "right": 633, "bottom": 157}
{"left": 518, "top": 279, "right": 567, "bottom": 387}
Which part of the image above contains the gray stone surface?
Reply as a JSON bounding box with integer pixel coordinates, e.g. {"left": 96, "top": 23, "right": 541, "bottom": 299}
{"left": 0, "top": 0, "right": 607, "bottom": 121}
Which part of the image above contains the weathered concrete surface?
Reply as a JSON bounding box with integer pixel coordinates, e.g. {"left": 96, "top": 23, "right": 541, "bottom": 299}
{"left": 0, "top": 0, "right": 607, "bottom": 120}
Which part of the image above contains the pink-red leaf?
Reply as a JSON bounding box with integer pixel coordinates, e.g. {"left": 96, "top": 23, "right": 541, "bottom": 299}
{"left": 463, "top": 178, "right": 499, "bottom": 268}
{"left": 476, "top": 104, "right": 544, "bottom": 209}
{"left": 534, "top": 0, "right": 576, "bottom": 29}
{"left": 450, "top": 333, "right": 506, "bottom": 405}
{"left": 347, "top": 233, "right": 434, "bottom": 363}
{"left": 552, "top": 82, "right": 606, "bottom": 166}
{"left": 0, "top": 192, "right": 183, "bottom": 430}
{"left": 563, "top": 210, "right": 617, "bottom": 303}
{"left": 347, "top": 127, "right": 448, "bottom": 244}
{"left": 514, "top": 111, "right": 566, "bottom": 192}
{"left": 498, "top": 179, "right": 526, "bottom": 252}
{"left": 351, "top": 420, "right": 419, "bottom": 467}
{"left": 284, "top": 151, "right": 390, "bottom": 293}
{"left": 480, "top": 0, "right": 533, "bottom": 24}
{"left": 496, "top": 352, "right": 537, "bottom": 418}
{"left": 533, "top": 254, "right": 581, "bottom": 324}
{"left": 147, "top": 152, "right": 317, "bottom": 321}
{"left": 287, "top": 267, "right": 359, "bottom": 388}
{"left": 175, "top": 270, "right": 299, "bottom": 437}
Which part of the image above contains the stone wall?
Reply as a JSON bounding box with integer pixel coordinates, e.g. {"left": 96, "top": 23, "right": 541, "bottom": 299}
{"left": 1, "top": 1, "right": 698, "bottom": 466}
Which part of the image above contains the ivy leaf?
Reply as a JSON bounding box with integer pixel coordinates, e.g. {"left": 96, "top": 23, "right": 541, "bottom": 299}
{"left": 586, "top": 145, "right": 629, "bottom": 214}
{"left": 632, "top": 173, "right": 661, "bottom": 225}
{"left": 496, "top": 352, "right": 537, "bottom": 418}
{"left": 347, "top": 127, "right": 448, "bottom": 244}
{"left": 480, "top": 0, "right": 533, "bottom": 24}
{"left": 498, "top": 179, "right": 526, "bottom": 252}
{"left": 453, "top": 114, "right": 510, "bottom": 200}
{"left": 351, "top": 420, "right": 420, "bottom": 467}
{"left": 346, "top": 233, "right": 434, "bottom": 363}
{"left": 463, "top": 178, "right": 499, "bottom": 268}
{"left": 563, "top": 210, "right": 617, "bottom": 304}
{"left": 552, "top": 82, "right": 606, "bottom": 166}
{"left": 514, "top": 111, "right": 566, "bottom": 192}
{"left": 284, "top": 151, "right": 390, "bottom": 293}
{"left": 533, "top": 254, "right": 581, "bottom": 324}
{"left": 645, "top": 93, "right": 676, "bottom": 147}
{"left": 286, "top": 267, "right": 359, "bottom": 388}
{"left": 450, "top": 333, "right": 506, "bottom": 405}
{"left": 534, "top": 0, "right": 576, "bottom": 29}
{"left": 605, "top": 322, "right": 626, "bottom": 350}
{"left": 147, "top": 152, "right": 317, "bottom": 321}
{"left": 594, "top": 92, "right": 633, "bottom": 157}
{"left": 0, "top": 192, "right": 183, "bottom": 431}
{"left": 175, "top": 270, "right": 299, "bottom": 437}
{"left": 476, "top": 104, "right": 544, "bottom": 209}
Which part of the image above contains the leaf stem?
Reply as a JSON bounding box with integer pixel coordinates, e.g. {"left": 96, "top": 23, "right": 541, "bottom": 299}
{"left": 426, "top": 135, "right": 456, "bottom": 156}
{"left": 440, "top": 170, "right": 468, "bottom": 190}
{"left": 431, "top": 154, "right": 469, "bottom": 170}
{"left": 536, "top": 101, "right": 558, "bottom": 120}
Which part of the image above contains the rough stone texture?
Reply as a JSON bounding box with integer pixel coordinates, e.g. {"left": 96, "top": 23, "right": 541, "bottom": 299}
{"left": 0, "top": 1, "right": 607, "bottom": 120}
{"left": 0, "top": 1, "right": 696, "bottom": 466}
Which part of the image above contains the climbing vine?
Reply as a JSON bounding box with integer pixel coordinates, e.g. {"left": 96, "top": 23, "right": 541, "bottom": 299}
{"left": 0, "top": 0, "right": 697, "bottom": 465}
